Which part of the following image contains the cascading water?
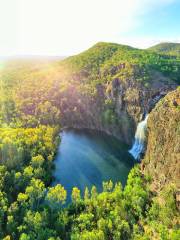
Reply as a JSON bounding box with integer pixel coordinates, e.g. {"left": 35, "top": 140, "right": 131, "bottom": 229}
{"left": 129, "top": 115, "right": 148, "bottom": 160}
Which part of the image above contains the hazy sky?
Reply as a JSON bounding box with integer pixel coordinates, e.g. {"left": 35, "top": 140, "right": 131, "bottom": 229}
{"left": 0, "top": 0, "right": 180, "bottom": 56}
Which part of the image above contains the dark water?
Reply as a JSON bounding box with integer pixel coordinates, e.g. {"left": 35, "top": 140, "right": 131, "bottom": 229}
{"left": 53, "top": 129, "right": 134, "bottom": 201}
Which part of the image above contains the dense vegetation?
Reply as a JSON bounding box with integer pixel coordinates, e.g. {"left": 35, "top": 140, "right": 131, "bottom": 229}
{"left": 0, "top": 147, "right": 179, "bottom": 239}
{"left": 0, "top": 42, "right": 180, "bottom": 127}
{"left": 64, "top": 42, "right": 180, "bottom": 85}
{"left": 0, "top": 42, "right": 179, "bottom": 239}
{"left": 148, "top": 42, "right": 180, "bottom": 56}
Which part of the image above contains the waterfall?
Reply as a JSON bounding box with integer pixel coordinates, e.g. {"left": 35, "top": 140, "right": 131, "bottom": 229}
{"left": 129, "top": 115, "right": 148, "bottom": 160}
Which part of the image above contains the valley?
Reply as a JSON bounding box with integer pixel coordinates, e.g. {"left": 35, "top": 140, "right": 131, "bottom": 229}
{"left": 0, "top": 42, "right": 179, "bottom": 239}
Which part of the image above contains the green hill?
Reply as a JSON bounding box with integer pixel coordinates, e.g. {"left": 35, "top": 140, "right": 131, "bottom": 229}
{"left": 63, "top": 41, "right": 180, "bottom": 86}
{"left": 0, "top": 41, "right": 179, "bottom": 129}
{"left": 148, "top": 42, "right": 180, "bottom": 55}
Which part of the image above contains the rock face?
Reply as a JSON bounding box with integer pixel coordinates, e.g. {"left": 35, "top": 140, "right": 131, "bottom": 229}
{"left": 60, "top": 83, "right": 135, "bottom": 144}
{"left": 142, "top": 88, "right": 180, "bottom": 192}
{"left": 60, "top": 75, "right": 176, "bottom": 145}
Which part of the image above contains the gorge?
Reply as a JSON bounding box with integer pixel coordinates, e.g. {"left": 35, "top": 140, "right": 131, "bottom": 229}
{"left": 0, "top": 42, "right": 179, "bottom": 239}
{"left": 53, "top": 113, "right": 150, "bottom": 200}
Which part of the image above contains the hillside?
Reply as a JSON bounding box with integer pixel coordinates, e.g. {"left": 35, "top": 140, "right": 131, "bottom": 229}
{"left": 148, "top": 42, "right": 180, "bottom": 55}
{"left": 63, "top": 42, "right": 180, "bottom": 86}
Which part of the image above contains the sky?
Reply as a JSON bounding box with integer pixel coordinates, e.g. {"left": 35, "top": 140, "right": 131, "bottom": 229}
{"left": 0, "top": 0, "right": 180, "bottom": 57}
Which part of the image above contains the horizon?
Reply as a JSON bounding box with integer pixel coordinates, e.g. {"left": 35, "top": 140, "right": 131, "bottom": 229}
{"left": 0, "top": 0, "right": 180, "bottom": 57}
{"left": 0, "top": 40, "right": 179, "bottom": 60}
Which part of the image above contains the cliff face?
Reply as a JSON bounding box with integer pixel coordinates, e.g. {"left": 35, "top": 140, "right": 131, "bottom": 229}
{"left": 142, "top": 88, "right": 180, "bottom": 192}
{"left": 60, "top": 75, "right": 176, "bottom": 145}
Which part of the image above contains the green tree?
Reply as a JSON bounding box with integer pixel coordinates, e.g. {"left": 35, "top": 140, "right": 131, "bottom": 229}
{"left": 72, "top": 187, "right": 81, "bottom": 204}
{"left": 0, "top": 191, "right": 8, "bottom": 238}
{"left": 46, "top": 184, "right": 67, "bottom": 208}
{"left": 31, "top": 155, "right": 45, "bottom": 168}
{"left": 25, "top": 178, "right": 45, "bottom": 210}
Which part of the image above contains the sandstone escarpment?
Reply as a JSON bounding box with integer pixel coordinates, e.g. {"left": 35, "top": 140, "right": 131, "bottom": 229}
{"left": 142, "top": 88, "right": 180, "bottom": 192}
{"left": 60, "top": 75, "right": 176, "bottom": 145}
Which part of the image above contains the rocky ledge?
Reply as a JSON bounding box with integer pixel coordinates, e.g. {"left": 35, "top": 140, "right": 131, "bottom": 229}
{"left": 142, "top": 87, "right": 180, "bottom": 194}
